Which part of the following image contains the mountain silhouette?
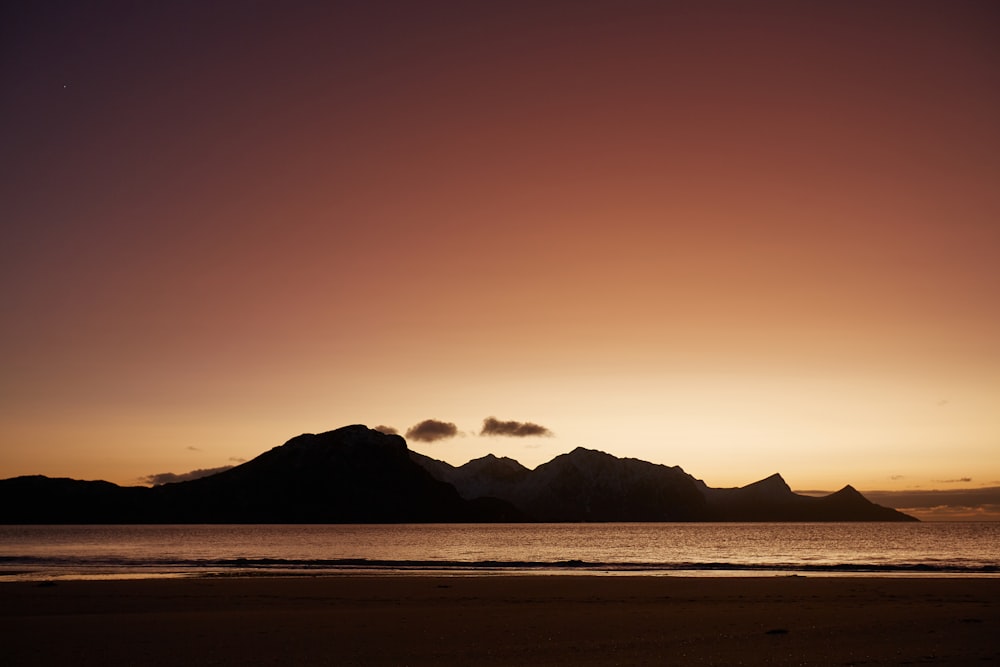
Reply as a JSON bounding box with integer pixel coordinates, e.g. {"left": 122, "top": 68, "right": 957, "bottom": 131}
{"left": 0, "top": 476, "right": 151, "bottom": 523}
{"left": 412, "top": 448, "right": 915, "bottom": 522}
{"left": 409, "top": 451, "right": 531, "bottom": 501}
{"left": 0, "top": 424, "right": 916, "bottom": 523}
{"left": 0, "top": 426, "right": 520, "bottom": 523}
{"left": 414, "top": 447, "right": 707, "bottom": 521}
{"left": 151, "top": 425, "right": 526, "bottom": 522}
{"left": 693, "top": 474, "right": 911, "bottom": 521}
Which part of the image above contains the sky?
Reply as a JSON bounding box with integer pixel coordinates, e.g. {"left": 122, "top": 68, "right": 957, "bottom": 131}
{"left": 2, "top": 1, "right": 999, "bottom": 517}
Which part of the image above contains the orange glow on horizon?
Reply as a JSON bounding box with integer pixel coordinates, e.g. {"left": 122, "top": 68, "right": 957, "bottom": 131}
{"left": 1, "top": 2, "right": 998, "bottom": 510}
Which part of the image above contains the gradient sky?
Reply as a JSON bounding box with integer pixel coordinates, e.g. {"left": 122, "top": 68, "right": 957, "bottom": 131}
{"left": 2, "top": 1, "right": 999, "bottom": 509}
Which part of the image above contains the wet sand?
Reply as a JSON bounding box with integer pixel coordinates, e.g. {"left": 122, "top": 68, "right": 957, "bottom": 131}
{"left": 3, "top": 575, "right": 998, "bottom": 665}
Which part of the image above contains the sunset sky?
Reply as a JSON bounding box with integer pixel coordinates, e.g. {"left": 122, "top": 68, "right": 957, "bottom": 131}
{"left": 2, "top": 1, "right": 998, "bottom": 515}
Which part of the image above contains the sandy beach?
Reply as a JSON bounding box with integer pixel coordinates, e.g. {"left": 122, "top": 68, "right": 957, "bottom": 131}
{"left": 3, "top": 575, "right": 997, "bottom": 666}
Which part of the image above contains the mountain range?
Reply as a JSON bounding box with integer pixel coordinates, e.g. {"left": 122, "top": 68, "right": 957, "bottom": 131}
{"left": 0, "top": 425, "right": 916, "bottom": 523}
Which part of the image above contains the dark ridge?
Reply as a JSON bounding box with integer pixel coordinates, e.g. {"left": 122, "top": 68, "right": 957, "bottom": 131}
{"left": 1, "top": 424, "right": 917, "bottom": 523}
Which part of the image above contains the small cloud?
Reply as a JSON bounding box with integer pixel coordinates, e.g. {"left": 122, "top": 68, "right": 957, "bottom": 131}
{"left": 373, "top": 425, "right": 399, "bottom": 435}
{"left": 480, "top": 417, "right": 553, "bottom": 438}
{"left": 890, "top": 474, "right": 905, "bottom": 481}
{"left": 186, "top": 446, "right": 202, "bottom": 452}
{"left": 228, "top": 457, "right": 246, "bottom": 463}
{"left": 933, "top": 477, "right": 973, "bottom": 484}
{"left": 141, "top": 465, "right": 233, "bottom": 486}
{"left": 405, "top": 419, "right": 459, "bottom": 442}
{"left": 937, "top": 399, "right": 949, "bottom": 407}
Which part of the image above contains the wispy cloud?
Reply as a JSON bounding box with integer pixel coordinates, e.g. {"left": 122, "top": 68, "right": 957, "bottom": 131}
{"left": 863, "top": 487, "right": 1000, "bottom": 521}
{"left": 405, "top": 419, "right": 458, "bottom": 442}
{"left": 479, "top": 417, "right": 553, "bottom": 437}
{"left": 373, "top": 425, "right": 399, "bottom": 435}
{"left": 933, "top": 477, "right": 973, "bottom": 483}
{"left": 141, "top": 466, "right": 233, "bottom": 486}
{"left": 897, "top": 504, "right": 1000, "bottom": 521}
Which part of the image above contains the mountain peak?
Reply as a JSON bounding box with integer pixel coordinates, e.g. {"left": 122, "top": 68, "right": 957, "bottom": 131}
{"left": 564, "top": 446, "right": 614, "bottom": 460}
{"left": 277, "top": 425, "right": 407, "bottom": 455}
{"left": 461, "top": 453, "right": 528, "bottom": 469}
{"left": 830, "top": 484, "right": 863, "bottom": 497}
{"left": 746, "top": 473, "right": 792, "bottom": 493}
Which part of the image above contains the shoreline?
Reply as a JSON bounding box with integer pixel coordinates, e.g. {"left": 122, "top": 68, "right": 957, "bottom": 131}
{"left": 4, "top": 574, "right": 998, "bottom": 665}
{"left": 6, "top": 567, "right": 1000, "bottom": 583}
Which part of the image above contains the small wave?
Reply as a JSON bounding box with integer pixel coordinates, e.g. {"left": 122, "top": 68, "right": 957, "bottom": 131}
{"left": 5, "top": 555, "right": 996, "bottom": 576}
{"left": 11, "top": 557, "right": 1000, "bottom": 573}
{"left": 181, "top": 557, "right": 1000, "bottom": 574}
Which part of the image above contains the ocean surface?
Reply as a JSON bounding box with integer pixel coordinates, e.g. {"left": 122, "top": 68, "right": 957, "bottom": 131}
{"left": 1, "top": 523, "right": 997, "bottom": 581}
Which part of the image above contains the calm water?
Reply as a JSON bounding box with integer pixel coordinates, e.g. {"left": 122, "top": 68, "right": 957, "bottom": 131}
{"left": 1, "top": 523, "right": 997, "bottom": 581}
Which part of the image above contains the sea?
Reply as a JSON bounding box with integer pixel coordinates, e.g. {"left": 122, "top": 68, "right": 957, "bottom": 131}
{"left": 1, "top": 522, "right": 997, "bottom": 581}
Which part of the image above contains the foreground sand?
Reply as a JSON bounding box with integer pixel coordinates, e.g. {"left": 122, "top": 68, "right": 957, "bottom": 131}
{"left": 3, "top": 575, "right": 998, "bottom": 666}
